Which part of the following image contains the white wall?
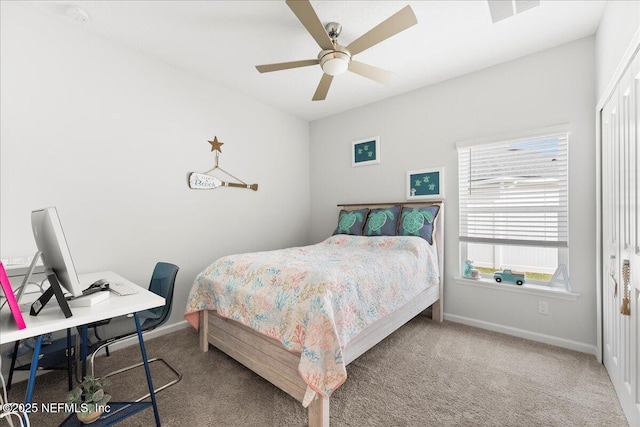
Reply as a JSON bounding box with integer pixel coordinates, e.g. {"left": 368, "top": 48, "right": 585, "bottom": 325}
{"left": 0, "top": 3, "right": 310, "bottom": 328}
{"left": 595, "top": 0, "right": 640, "bottom": 100}
{"left": 309, "top": 37, "right": 597, "bottom": 349}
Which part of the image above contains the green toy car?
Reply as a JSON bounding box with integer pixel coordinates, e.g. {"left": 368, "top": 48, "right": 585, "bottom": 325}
{"left": 494, "top": 269, "right": 525, "bottom": 286}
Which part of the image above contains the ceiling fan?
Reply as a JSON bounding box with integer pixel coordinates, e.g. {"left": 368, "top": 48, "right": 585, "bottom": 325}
{"left": 255, "top": 0, "right": 418, "bottom": 101}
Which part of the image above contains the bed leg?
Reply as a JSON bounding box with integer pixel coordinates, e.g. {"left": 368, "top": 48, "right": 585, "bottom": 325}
{"left": 308, "top": 395, "right": 329, "bottom": 427}
{"left": 199, "top": 310, "right": 209, "bottom": 352}
{"left": 432, "top": 299, "right": 443, "bottom": 323}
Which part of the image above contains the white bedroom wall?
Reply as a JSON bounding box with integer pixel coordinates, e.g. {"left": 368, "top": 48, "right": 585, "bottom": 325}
{"left": 595, "top": 0, "right": 640, "bottom": 99}
{"left": 0, "top": 3, "right": 310, "bottom": 329}
{"left": 309, "top": 37, "right": 597, "bottom": 351}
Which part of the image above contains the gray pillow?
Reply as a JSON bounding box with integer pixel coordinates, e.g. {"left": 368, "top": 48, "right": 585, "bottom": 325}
{"left": 333, "top": 209, "right": 369, "bottom": 235}
{"left": 398, "top": 205, "right": 440, "bottom": 244}
{"left": 363, "top": 205, "right": 401, "bottom": 236}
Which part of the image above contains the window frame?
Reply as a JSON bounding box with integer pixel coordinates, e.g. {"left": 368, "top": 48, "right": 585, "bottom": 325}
{"left": 456, "top": 124, "right": 572, "bottom": 292}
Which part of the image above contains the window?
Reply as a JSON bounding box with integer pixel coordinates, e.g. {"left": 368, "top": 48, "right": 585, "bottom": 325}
{"left": 457, "top": 126, "right": 569, "bottom": 284}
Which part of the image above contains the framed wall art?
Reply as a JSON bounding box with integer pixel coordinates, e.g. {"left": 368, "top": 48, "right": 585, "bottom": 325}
{"left": 406, "top": 167, "right": 444, "bottom": 200}
{"left": 352, "top": 136, "right": 380, "bottom": 167}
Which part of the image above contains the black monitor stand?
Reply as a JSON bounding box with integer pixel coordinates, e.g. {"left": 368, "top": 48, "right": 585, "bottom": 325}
{"left": 30, "top": 272, "right": 72, "bottom": 318}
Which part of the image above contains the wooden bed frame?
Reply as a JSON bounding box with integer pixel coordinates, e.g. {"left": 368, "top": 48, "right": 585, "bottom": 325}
{"left": 198, "top": 202, "right": 444, "bottom": 426}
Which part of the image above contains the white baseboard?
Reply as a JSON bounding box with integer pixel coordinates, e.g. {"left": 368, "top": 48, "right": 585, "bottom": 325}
{"left": 444, "top": 313, "right": 598, "bottom": 356}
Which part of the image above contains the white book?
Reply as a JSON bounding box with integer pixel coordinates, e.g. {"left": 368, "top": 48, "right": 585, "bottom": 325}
{"left": 68, "top": 291, "right": 109, "bottom": 307}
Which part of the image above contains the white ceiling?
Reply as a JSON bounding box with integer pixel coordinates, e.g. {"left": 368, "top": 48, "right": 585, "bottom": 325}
{"left": 22, "top": 1, "right": 606, "bottom": 121}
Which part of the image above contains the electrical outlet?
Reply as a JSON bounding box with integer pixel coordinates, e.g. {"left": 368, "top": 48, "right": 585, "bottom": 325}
{"left": 538, "top": 301, "right": 549, "bottom": 315}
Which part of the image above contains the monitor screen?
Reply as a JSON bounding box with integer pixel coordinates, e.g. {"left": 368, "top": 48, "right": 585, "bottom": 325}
{"left": 31, "top": 207, "right": 84, "bottom": 298}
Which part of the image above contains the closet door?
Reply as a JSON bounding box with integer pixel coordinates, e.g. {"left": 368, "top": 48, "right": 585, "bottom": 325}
{"left": 602, "top": 53, "right": 640, "bottom": 425}
{"left": 602, "top": 82, "right": 621, "bottom": 384}
{"left": 630, "top": 53, "right": 640, "bottom": 421}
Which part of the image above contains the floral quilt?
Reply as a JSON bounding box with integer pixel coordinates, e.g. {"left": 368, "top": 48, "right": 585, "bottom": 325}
{"left": 184, "top": 235, "right": 439, "bottom": 398}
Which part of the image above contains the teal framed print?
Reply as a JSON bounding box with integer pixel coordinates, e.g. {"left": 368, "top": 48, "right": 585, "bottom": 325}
{"left": 352, "top": 136, "right": 380, "bottom": 167}
{"left": 406, "top": 167, "right": 444, "bottom": 200}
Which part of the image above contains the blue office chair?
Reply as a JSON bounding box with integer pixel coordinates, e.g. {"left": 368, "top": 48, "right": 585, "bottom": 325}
{"left": 86, "top": 262, "right": 181, "bottom": 401}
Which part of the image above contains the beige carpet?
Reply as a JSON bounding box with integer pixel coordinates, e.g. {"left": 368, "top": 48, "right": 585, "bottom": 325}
{"left": 8, "top": 316, "right": 628, "bottom": 426}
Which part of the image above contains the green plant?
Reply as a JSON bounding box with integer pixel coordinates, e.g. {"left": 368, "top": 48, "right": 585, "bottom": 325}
{"left": 66, "top": 376, "right": 111, "bottom": 416}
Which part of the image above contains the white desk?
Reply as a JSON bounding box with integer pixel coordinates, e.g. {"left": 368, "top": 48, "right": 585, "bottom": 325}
{"left": 0, "top": 271, "right": 165, "bottom": 426}
{"left": 0, "top": 271, "right": 164, "bottom": 344}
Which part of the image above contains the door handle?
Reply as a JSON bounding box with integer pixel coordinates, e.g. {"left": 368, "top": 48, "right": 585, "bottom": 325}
{"left": 610, "top": 273, "right": 618, "bottom": 297}
{"left": 609, "top": 254, "right": 618, "bottom": 297}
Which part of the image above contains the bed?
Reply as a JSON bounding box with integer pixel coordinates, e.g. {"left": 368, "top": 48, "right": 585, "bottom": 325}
{"left": 184, "top": 202, "right": 444, "bottom": 427}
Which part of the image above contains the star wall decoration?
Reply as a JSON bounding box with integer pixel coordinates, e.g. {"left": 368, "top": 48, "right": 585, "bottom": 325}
{"left": 208, "top": 136, "right": 224, "bottom": 153}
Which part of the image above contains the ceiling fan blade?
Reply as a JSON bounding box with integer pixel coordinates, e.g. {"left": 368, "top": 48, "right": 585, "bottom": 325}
{"left": 256, "top": 59, "right": 319, "bottom": 73}
{"left": 348, "top": 60, "right": 395, "bottom": 84}
{"left": 346, "top": 5, "right": 418, "bottom": 56}
{"left": 312, "top": 73, "right": 333, "bottom": 101}
{"left": 286, "top": 0, "right": 334, "bottom": 51}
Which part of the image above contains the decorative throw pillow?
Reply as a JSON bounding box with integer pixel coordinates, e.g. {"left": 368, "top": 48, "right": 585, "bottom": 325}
{"left": 398, "top": 205, "right": 440, "bottom": 244}
{"left": 333, "top": 208, "right": 369, "bottom": 235}
{"left": 363, "top": 205, "right": 402, "bottom": 236}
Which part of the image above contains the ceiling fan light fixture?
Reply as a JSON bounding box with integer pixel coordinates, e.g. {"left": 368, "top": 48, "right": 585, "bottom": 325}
{"left": 322, "top": 57, "right": 349, "bottom": 76}
{"left": 319, "top": 47, "right": 351, "bottom": 76}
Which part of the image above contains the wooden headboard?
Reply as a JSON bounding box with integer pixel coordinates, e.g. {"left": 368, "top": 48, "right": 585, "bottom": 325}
{"left": 336, "top": 201, "right": 445, "bottom": 300}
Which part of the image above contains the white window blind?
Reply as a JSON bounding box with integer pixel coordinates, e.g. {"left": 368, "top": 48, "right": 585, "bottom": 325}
{"left": 458, "top": 132, "right": 568, "bottom": 248}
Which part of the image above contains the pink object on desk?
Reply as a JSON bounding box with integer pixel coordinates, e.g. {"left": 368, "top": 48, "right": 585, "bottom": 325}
{"left": 0, "top": 262, "right": 27, "bottom": 329}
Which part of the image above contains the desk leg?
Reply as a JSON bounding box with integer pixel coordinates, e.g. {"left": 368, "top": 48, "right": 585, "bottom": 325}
{"left": 134, "top": 313, "right": 160, "bottom": 426}
{"left": 66, "top": 329, "right": 73, "bottom": 390}
{"left": 7, "top": 341, "right": 20, "bottom": 391}
{"left": 24, "top": 335, "right": 43, "bottom": 409}
{"left": 80, "top": 324, "right": 88, "bottom": 379}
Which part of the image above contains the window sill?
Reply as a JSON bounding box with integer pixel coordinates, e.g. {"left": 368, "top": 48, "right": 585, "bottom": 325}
{"left": 454, "top": 277, "right": 580, "bottom": 301}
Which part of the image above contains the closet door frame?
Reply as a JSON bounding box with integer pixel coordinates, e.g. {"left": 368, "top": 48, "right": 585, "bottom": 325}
{"left": 596, "top": 28, "right": 640, "bottom": 427}
{"left": 596, "top": 28, "right": 640, "bottom": 364}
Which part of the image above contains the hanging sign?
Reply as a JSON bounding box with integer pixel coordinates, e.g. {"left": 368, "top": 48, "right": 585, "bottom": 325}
{"left": 187, "top": 136, "right": 258, "bottom": 191}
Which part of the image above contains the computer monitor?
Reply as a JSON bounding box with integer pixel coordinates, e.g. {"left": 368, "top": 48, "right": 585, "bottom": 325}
{"left": 31, "top": 207, "right": 84, "bottom": 298}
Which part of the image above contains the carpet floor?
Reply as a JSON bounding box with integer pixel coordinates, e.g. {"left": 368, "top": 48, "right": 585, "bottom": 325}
{"left": 8, "top": 316, "right": 628, "bottom": 426}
